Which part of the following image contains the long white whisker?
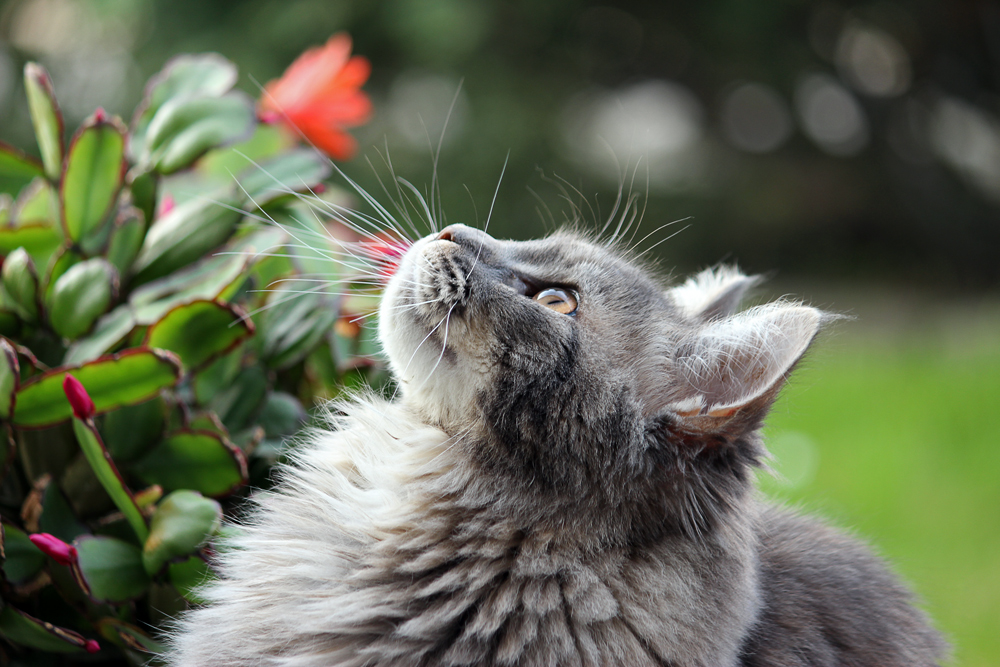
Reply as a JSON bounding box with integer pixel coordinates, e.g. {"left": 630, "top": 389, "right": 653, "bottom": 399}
{"left": 636, "top": 224, "right": 692, "bottom": 258}
{"left": 631, "top": 216, "right": 691, "bottom": 250}
{"left": 469, "top": 152, "right": 509, "bottom": 276}
{"left": 233, "top": 281, "right": 335, "bottom": 325}
{"left": 390, "top": 308, "right": 451, "bottom": 402}
{"left": 415, "top": 303, "right": 455, "bottom": 392}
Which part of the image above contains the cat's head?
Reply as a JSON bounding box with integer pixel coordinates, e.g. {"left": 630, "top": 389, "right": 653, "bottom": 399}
{"left": 379, "top": 223, "right": 822, "bottom": 537}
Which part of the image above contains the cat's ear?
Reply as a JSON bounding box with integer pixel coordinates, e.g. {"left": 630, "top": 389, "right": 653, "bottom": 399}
{"left": 669, "top": 266, "right": 762, "bottom": 321}
{"left": 658, "top": 303, "right": 823, "bottom": 429}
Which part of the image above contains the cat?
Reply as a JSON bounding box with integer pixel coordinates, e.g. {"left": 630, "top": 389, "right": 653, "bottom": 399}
{"left": 167, "top": 220, "right": 947, "bottom": 666}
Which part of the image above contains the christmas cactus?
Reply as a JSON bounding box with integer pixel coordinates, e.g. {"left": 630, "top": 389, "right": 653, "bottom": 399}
{"left": 0, "top": 39, "right": 383, "bottom": 664}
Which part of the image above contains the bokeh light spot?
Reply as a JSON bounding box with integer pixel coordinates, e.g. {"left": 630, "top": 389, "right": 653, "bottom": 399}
{"left": 720, "top": 82, "right": 793, "bottom": 154}
{"left": 795, "top": 73, "right": 869, "bottom": 156}
{"left": 930, "top": 97, "right": 1000, "bottom": 203}
{"left": 387, "top": 73, "right": 469, "bottom": 151}
{"left": 836, "top": 22, "right": 912, "bottom": 98}
{"left": 561, "top": 80, "right": 707, "bottom": 191}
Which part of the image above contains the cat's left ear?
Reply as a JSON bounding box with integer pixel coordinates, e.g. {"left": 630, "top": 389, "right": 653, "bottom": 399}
{"left": 669, "top": 266, "right": 761, "bottom": 321}
{"left": 654, "top": 303, "right": 824, "bottom": 434}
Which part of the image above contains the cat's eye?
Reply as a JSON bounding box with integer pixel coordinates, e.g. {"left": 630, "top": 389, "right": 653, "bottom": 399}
{"left": 534, "top": 288, "right": 578, "bottom": 315}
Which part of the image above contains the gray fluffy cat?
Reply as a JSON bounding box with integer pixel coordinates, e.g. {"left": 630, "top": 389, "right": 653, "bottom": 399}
{"left": 169, "top": 222, "right": 946, "bottom": 666}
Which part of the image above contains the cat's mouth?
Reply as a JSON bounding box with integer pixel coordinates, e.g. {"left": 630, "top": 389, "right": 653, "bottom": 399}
{"left": 413, "top": 237, "right": 473, "bottom": 315}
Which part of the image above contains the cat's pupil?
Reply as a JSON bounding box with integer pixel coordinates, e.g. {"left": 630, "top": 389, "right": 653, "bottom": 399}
{"left": 534, "top": 288, "right": 577, "bottom": 315}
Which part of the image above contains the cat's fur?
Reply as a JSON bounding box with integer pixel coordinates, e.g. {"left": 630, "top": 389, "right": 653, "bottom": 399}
{"left": 168, "top": 223, "right": 946, "bottom": 666}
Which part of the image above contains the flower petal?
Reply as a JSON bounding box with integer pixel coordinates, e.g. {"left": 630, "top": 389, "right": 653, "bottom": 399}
{"left": 297, "top": 121, "right": 358, "bottom": 161}
{"left": 258, "top": 32, "right": 371, "bottom": 160}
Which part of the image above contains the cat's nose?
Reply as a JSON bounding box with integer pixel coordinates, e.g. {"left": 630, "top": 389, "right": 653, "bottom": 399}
{"left": 436, "top": 224, "right": 487, "bottom": 247}
{"left": 437, "top": 225, "right": 463, "bottom": 242}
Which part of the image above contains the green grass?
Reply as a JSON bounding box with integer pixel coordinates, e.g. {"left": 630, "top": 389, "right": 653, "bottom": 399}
{"left": 759, "top": 321, "right": 1000, "bottom": 667}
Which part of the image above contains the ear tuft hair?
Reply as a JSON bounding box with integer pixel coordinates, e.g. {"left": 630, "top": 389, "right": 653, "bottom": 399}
{"left": 669, "top": 266, "right": 762, "bottom": 321}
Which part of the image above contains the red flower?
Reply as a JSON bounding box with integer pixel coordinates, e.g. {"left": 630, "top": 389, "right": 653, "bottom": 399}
{"left": 358, "top": 234, "right": 409, "bottom": 282}
{"left": 29, "top": 533, "right": 78, "bottom": 566}
{"left": 63, "top": 375, "right": 95, "bottom": 420}
{"left": 85, "top": 640, "right": 101, "bottom": 654}
{"left": 259, "top": 33, "right": 373, "bottom": 161}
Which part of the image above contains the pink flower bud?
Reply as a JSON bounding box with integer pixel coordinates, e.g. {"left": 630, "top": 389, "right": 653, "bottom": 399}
{"left": 28, "top": 533, "right": 78, "bottom": 566}
{"left": 85, "top": 639, "right": 101, "bottom": 653}
{"left": 62, "top": 375, "right": 95, "bottom": 420}
{"left": 93, "top": 108, "right": 106, "bottom": 123}
{"left": 258, "top": 110, "right": 281, "bottom": 125}
{"left": 159, "top": 194, "right": 175, "bottom": 217}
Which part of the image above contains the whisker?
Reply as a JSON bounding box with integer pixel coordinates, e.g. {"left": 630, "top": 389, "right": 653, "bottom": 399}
{"left": 631, "top": 216, "right": 691, "bottom": 251}
{"left": 390, "top": 307, "right": 452, "bottom": 402}
{"left": 415, "top": 303, "right": 456, "bottom": 392}
{"left": 469, "top": 151, "right": 509, "bottom": 276}
{"left": 636, "top": 223, "right": 693, "bottom": 258}
{"left": 233, "top": 281, "right": 335, "bottom": 325}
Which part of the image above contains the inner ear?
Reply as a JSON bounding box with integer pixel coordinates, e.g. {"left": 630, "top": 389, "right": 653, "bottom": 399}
{"left": 669, "top": 266, "right": 762, "bottom": 321}
{"left": 663, "top": 304, "right": 823, "bottom": 420}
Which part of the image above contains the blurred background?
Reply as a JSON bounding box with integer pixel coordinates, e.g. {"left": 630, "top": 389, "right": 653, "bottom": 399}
{"left": 0, "top": 0, "right": 996, "bottom": 665}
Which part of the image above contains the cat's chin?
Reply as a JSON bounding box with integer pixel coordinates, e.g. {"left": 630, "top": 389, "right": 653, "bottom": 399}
{"left": 378, "top": 234, "right": 487, "bottom": 428}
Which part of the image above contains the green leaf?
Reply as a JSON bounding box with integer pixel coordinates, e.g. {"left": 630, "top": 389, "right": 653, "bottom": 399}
{"left": 238, "top": 148, "right": 333, "bottom": 206}
{"left": 1, "top": 247, "right": 39, "bottom": 320}
{"left": 6, "top": 179, "right": 63, "bottom": 268}
{"left": 46, "top": 258, "right": 118, "bottom": 340}
{"left": 60, "top": 111, "right": 126, "bottom": 244}
{"left": 101, "top": 397, "right": 165, "bottom": 462}
{"left": 193, "top": 345, "right": 244, "bottom": 404}
{"left": 62, "top": 305, "right": 135, "bottom": 365}
{"left": 210, "top": 364, "right": 268, "bottom": 432}
{"left": 12, "top": 347, "right": 181, "bottom": 428}
{"left": 260, "top": 280, "right": 338, "bottom": 370}
{"left": 0, "top": 311, "right": 20, "bottom": 338}
{"left": 131, "top": 193, "right": 243, "bottom": 284}
{"left": 97, "top": 618, "right": 164, "bottom": 654}
{"left": 127, "top": 168, "right": 158, "bottom": 225}
{"left": 0, "top": 337, "right": 18, "bottom": 420}
{"left": 1, "top": 524, "right": 45, "bottom": 584}
{"left": 0, "top": 605, "right": 93, "bottom": 653}
{"left": 169, "top": 554, "right": 213, "bottom": 604}
{"left": 142, "top": 93, "right": 256, "bottom": 174}
{"left": 23, "top": 63, "right": 64, "bottom": 181}
{"left": 142, "top": 490, "right": 221, "bottom": 576}
{"left": 72, "top": 535, "right": 150, "bottom": 603}
{"left": 42, "top": 245, "right": 83, "bottom": 298}
{"left": 275, "top": 206, "right": 341, "bottom": 280}
{"left": 133, "top": 429, "right": 247, "bottom": 497}
{"left": 12, "top": 176, "right": 58, "bottom": 224}
{"left": 130, "top": 250, "right": 246, "bottom": 309}
{"left": 39, "top": 482, "right": 88, "bottom": 543}
{"left": 105, "top": 206, "right": 146, "bottom": 276}
{"left": 187, "top": 410, "right": 228, "bottom": 433}
{"left": 129, "top": 54, "right": 238, "bottom": 162}
{"left": 259, "top": 391, "right": 307, "bottom": 439}
{"left": 72, "top": 417, "right": 148, "bottom": 542}
{"left": 130, "top": 226, "right": 285, "bottom": 321}
{"left": 0, "top": 224, "right": 62, "bottom": 269}
{"left": 0, "top": 141, "right": 45, "bottom": 195}
{"left": 145, "top": 300, "right": 253, "bottom": 371}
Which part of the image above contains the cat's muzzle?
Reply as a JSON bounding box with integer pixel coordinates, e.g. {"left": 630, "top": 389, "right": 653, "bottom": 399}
{"left": 414, "top": 237, "right": 472, "bottom": 314}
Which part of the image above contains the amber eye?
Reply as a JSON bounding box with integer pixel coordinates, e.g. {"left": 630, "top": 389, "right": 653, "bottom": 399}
{"left": 534, "top": 288, "right": 578, "bottom": 315}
